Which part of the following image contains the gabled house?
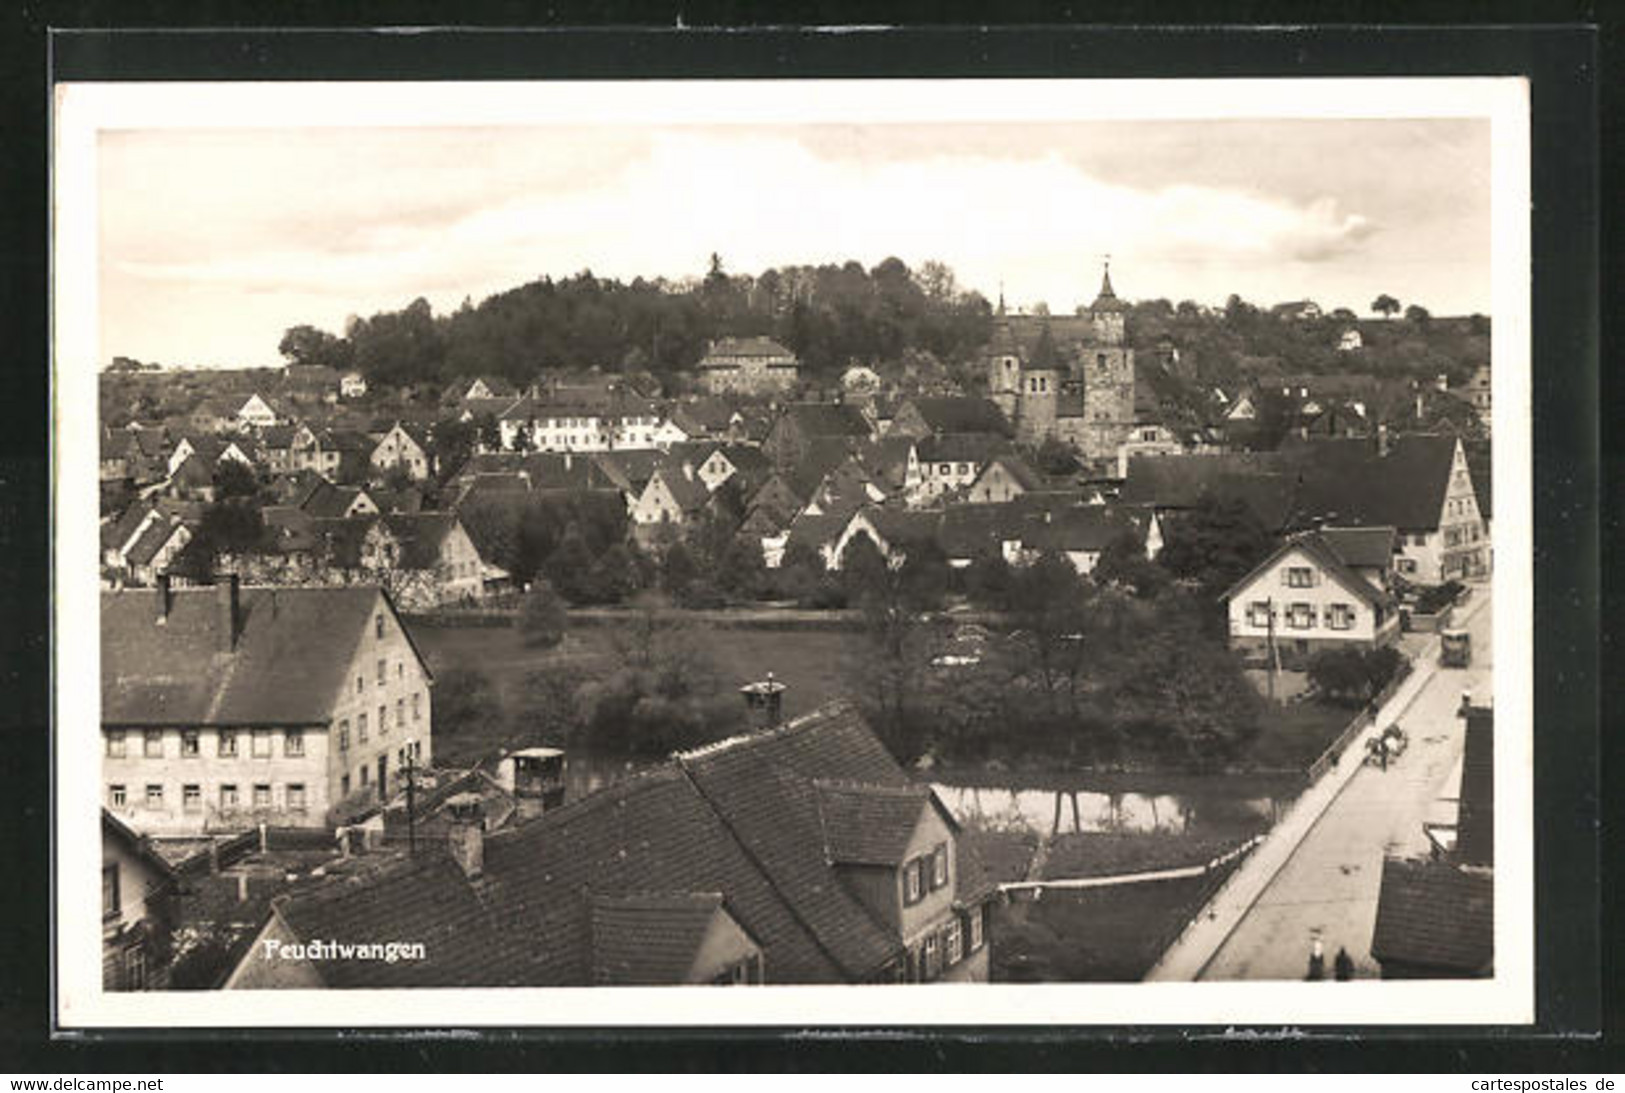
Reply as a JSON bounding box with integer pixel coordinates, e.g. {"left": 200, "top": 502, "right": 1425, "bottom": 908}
{"left": 102, "top": 580, "right": 434, "bottom": 833}
{"left": 903, "top": 433, "right": 1014, "bottom": 507}
{"left": 763, "top": 403, "right": 872, "bottom": 471}
{"left": 235, "top": 393, "right": 285, "bottom": 430}
{"left": 102, "top": 810, "right": 178, "bottom": 991}
{"left": 888, "top": 396, "right": 1012, "bottom": 441}
{"left": 694, "top": 444, "right": 771, "bottom": 496}
{"left": 630, "top": 463, "right": 713, "bottom": 543}
{"left": 830, "top": 507, "right": 942, "bottom": 570}
{"left": 370, "top": 421, "right": 433, "bottom": 481}
{"left": 340, "top": 372, "right": 368, "bottom": 399}
{"left": 167, "top": 434, "right": 255, "bottom": 478}
{"left": 966, "top": 454, "right": 1043, "bottom": 505}
{"left": 224, "top": 702, "right": 995, "bottom": 987}
{"left": 454, "top": 376, "right": 517, "bottom": 403}
{"left": 1009, "top": 504, "right": 1162, "bottom": 577}
{"left": 1220, "top": 528, "right": 1401, "bottom": 665}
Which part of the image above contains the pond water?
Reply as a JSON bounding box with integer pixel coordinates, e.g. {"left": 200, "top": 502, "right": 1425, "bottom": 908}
{"left": 560, "top": 752, "right": 1297, "bottom": 844}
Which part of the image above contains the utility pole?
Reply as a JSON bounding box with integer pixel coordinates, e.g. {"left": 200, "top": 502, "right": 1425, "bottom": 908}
{"left": 405, "top": 747, "right": 417, "bottom": 856}
{"left": 1266, "top": 596, "right": 1280, "bottom": 704}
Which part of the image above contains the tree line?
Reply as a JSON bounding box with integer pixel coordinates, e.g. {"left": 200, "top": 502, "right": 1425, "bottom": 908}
{"left": 277, "top": 255, "right": 995, "bottom": 392}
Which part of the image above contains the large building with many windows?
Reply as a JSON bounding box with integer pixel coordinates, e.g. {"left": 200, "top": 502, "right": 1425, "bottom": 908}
{"left": 101, "top": 579, "right": 433, "bottom": 835}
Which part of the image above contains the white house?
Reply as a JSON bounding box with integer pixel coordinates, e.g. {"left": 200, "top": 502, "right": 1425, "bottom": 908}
{"left": 340, "top": 372, "right": 368, "bottom": 399}
{"left": 235, "top": 393, "right": 284, "bottom": 429}
{"left": 1221, "top": 529, "right": 1400, "bottom": 665}
{"left": 1338, "top": 328, "right": 1364, "bottom": 352}
{"left": 370, "top": 422, "right": 432, "bottom": 481}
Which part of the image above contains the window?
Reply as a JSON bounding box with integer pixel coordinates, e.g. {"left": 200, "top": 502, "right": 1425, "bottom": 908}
{"left": 922, "top": 933, "right": 942, "bottom": 981}
{"left": 252, "top": 784, "right": 271, "bottom": 809}
{"left": 358, "top": 713, "right": 368, "bottom": 742}
{"left": 1398, "top": 558, "right": 1418, "bottom": 575}
{"left": 183, "top": 784, "right": 201, "bottom": 812}
{"left": 397, "top": 662, "right": 404, "bottom": 680}
{"left": 945, "top": 919, "right": 964, "bottom": 966}
{"left": 106, "top": 731, "right": 127, "bottom": 758}
{"left": 376, "top": 613, "right": 386, "bottom": 639}
{"left": 377, "top": 659, "right": 387, "bottom": 685}
{"left": 109, "top": 784, "right": 126, "bottom": 808}
{"left": 357, "top": 675, "right": 365, "bottom": 694}
{"left": 967, "top": 906, "right": 984, "bottom": 952}
{"left": 903, "top": 859, "right": 924, "bottom": 906}
{"left": 379, "top": 705, "right": 388, "bottom": 736}
{"left": 251, "top": 730, "right": 272, "bottom": 758}
{"left": 396, "top": 699, "right": 404, "bottom": 729}
{"left": 144, "top": 730, "right": 164, "bottom": 758}
{"left": 181, "top": 730, "right": 200, "bottom": 757}
{"left": 124, "top": 948, "right": 147, "bottom": 991}
{"left": 287, "top": 784, "right": 307, "bottom": 812}
{"left": 1288, "top": 603, "right": 1315, "bottom": 630}
{"left": 359, "top": 765, "right": 369, "bottom": 786}
{"left": 340, "top": 774, "right": 350, "bottom": 797}
{"left": 144, "top": 784, "right": 164, "bottom": 809}
{"left": 220, "top": 784, "right": 239, "bottom": 810}
{"left": 102, "top": 865, "right": 120, "bottom": 920}
{"left": 284, "top": 730, "right": 304, "bottom": 757}
{"left": 1327, "top": 604, "right": 1354, "bottom": 631}
{"left": 1247, "top": 602, "right": 1272, "bottom": 628}
{"left": 931, "top": 844, "right": 950, "bottom": 890}
{"left": 1285, "top": 566, "right": 1314, "bottom": 588}
{"left": 338, "top": 721, "right": 350, "bottom": 751}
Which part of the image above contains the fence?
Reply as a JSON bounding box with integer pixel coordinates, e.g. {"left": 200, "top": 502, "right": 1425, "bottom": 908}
{"left": 1303, "top": 658, "right": 1415, "bottom": 783}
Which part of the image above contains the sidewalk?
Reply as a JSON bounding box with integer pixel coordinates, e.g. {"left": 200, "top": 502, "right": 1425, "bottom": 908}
{"left": 1145, "top": 588, "right": 1492, "bottom": 981}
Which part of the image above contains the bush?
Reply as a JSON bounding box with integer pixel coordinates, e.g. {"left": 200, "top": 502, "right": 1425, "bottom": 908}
{"left": 1308, "top": 645, "right": 1407, "bottom": 707}
{"left": 516, "top": 580, "right": 568, "bottom": 648}
{"left": 1413, "top": 580, "right": 1464, "bottom": 615}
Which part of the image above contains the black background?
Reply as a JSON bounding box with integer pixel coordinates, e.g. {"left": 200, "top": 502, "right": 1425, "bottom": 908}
{"left": 0, "top": 9, "right": 1610, "bottom": 1073}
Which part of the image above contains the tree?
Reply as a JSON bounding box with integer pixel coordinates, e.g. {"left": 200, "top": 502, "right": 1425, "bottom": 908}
{"left": 1155, "top": 497, "right": 1275, "bottom": 616}
{"left": 544, "top": 523, "right": 602, "bottom": 604}
{"left": 474, "top": 414, "right": 502, "bottom": 454}
{"left": 1032, "top": 436, "right": 1078, "bottom": 477}
{"left": 838, "top": 531, "right": 889, "bottom": 604}
{"left": 277, "top": 324, "right": 352, "bottom": 370}
{"left": 1404, "top": 304, "right": 1432, "bottom": 327}
{"left": 1007, "top": 552, "right": 1093, "bottom": 721}
{"left": 1092, "top": 531, "right": 1168, "bottom": 599}
{"left": 516, "top": 579, "right": 569, "bottom": 649}
{"left": 1371, "top": 294, "right": 1401, "bottom": 319}
{"left": 211, "top": 459, "right": 260, "bottom": 502}
{"left": 432, "top": 666, "right": 501, "bottom": 738}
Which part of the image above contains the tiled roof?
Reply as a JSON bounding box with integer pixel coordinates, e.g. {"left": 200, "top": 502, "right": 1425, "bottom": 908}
{"left": 590, "top": 892, "right": 728, "bottom": 985}
{"left": 1019, "top": 505, "right": 1147, "bottom": 554}
{"left": 1220, "top": 531, "right": 1390, "bottom": 607}
{"left": 1370, "top": 857, "right": 1493, "bottom": 975}
{"left": 261, "top": 702, "right": 992, "bottom": 986}
{"left": 701, "top": 336, "right": 797, "bottom": 364}
{"left": 124, "top": 514, "right": 186, "bottom": 566}
{"left": 814, "top": 780, "right": 930, "bottom": 866}
{"left": 380, "top": 513, "right": 459, "bottom": 570}
{"left": 899, "top": 397, "right": 1012, "bottom": 437}
{"left": 1465, "top": 441, "right": 1492, "bottom": 519}
{"left": 778, "top": 403, "right": 872, "bottom": 439}
{"left": 978, "top": 454, "right": 1044, "bottom": 493}
{"left": 650, "top": 466, "right": 711, "bottom": 514}
{"left": 101, "top": 585, "right": 395, "bottom": 726}
{"left": 1319, "top": 525, "right": 1397, "bottom": 570}
{"left": 914, "top": 432, "right": 1013, "bottom": 465}
{"left": 936, "top": 502, "right": 1027, "bottom": 559}
{"left": 1289, "top": 434, "right": 1461, "bottom": 532}
{"left": 299, "top": 482, "right": 368, "bottom": 519}
{"left": 1457, "top": 705, "right": 1494, "bottom": 866}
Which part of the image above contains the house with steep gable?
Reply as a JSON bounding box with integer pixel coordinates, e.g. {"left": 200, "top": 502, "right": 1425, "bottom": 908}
{"left": 101, "top": 810, "right": 178, "bottom": 990}
{"left": 101, "top": 580, "right": 434, "bottom": 834}
{"left": 223, "top": 702, "right": 995, "bottom": 988}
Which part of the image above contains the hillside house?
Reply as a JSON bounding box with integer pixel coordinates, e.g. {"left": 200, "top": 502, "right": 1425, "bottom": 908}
{"left": 370, "top": 422, "right": 433, "bottom": 481}
{"left": 630, "top": 463, "right": 713, "bottom": 544}
{"left": 1221, "top": 528, "right": 1400, "bottom": 665}
{"left": 224, "top": 702, "right": 995, "bottom": 987}
{"left": 235, "top": 394, "right": 286, "bottom": 430}
{"left": 1338, "top": 328, "right": 1364, "bottom": 352}
{"left": 1009, "top": 505, "right": 1163, "bottom": 577}
{"left": 102, "top": 810, "right": 178, "bottom": 991}
{"left": 102, "top": 580, "right": 433, "bottom": 835}
{"left": 697, "top": 336, "right": 801, "bottom": 396}
{"left": 340, "top": 372, "right": 367, "bottom": 399}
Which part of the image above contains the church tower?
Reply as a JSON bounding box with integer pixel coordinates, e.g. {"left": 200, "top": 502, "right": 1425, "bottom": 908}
{"left": 985, "top": 290, "right": 1023, "bottom": 424}
{"left": 1080, "top": 260, "right": 1137, "bottom": 462}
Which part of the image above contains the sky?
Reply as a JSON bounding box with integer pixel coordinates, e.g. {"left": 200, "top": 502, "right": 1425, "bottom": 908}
{"left": 96, "top": 117, "right": 1491, "bottom": 369}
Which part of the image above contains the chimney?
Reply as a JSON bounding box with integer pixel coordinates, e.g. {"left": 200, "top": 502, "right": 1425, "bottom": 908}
{"left": 446, "top": 793, "right": 484, "bottom": 879}
{"left": 740, "top": 673, "right": 786, "bottom": 729}
{"left": 155, "top": 573, "right": 173, "bottom": 623}
{"left": 217, "top": 573, "right": 242, "bottom": 652}
{"left": 1377, "top": 422, "right": 1389, "bottom": 458}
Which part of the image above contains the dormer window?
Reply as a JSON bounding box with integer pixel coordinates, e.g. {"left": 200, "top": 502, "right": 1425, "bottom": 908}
{"left": 931, "top": 844, "right": 950, "bottom": 890}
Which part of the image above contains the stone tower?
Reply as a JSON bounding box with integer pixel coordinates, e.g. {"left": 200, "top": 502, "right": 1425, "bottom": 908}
{"left": 1080, "top": 261, "right": 1137, "bottom": 461}
{"left": 986, "top": 296, "right": 1023, "bottom": 424}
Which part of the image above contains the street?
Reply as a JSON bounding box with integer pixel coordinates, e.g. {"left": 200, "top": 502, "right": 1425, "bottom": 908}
{"left": 1193, "top": 585, "right": 1494, "bottom": 980}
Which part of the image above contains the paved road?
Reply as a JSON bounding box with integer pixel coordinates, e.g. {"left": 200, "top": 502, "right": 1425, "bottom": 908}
{"left": 1195, "top": 587, "right": 1494, "bottom": 980}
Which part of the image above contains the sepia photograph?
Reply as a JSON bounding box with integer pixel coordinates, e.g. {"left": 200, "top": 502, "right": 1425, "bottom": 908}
{"left": 52, "top": 74, "right": 1534, "bottom": 1027}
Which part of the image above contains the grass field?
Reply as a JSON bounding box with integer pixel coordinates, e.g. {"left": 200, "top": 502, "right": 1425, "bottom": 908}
{"left": 1246, "top": 699, "right": 1358, "bottom": 771}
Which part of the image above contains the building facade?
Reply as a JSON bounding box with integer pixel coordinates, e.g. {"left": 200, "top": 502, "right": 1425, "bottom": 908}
{"left": 697, "top": 336, "right": 800, "bottom": 395}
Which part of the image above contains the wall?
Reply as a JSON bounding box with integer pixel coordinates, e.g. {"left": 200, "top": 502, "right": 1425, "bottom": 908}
{"left": 327, "top": 598, "right": 433, "bottom": 816}
{"left": 104, "top": 725, "right": 331, "bottom": 834}
{"left": 967, "top": 463, "right": 1027, "bottom": 504}
{"left": 686, "top": 908, "right": 764, "bottom": 984}
{"left": 222, "top": 913, "right": 327, "bottom": 989}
